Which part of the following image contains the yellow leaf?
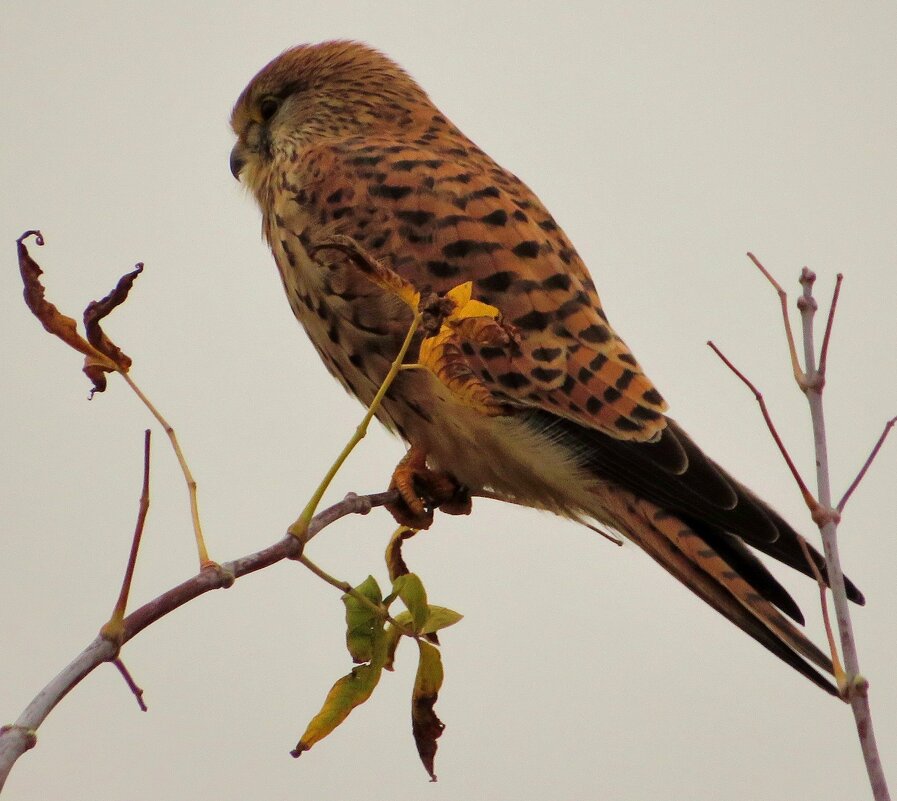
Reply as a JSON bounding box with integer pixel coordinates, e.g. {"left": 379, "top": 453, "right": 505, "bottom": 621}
{"left": 291, "top": 662, "right": 382, "bottom": 757}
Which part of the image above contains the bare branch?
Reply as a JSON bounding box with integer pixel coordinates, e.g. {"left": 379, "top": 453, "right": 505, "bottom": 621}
{"left": 0, "top": 489, "right": 399, "bottom": 791}
{"left": 797, "top": 266, "right": 890, "bottom": 800}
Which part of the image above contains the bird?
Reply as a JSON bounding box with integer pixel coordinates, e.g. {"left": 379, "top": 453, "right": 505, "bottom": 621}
{"left": 229, "top": 40, "right": 863, "bottom": 695}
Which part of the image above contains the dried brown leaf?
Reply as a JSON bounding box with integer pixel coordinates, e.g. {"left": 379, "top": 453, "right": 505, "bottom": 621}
{"left": 385, "top": 526, "right": 418, "bottom": 582}
{"left": 83, "top": 263, "right": 142, "bottom": 373}
{"left": 17, "top": 231, "right": 118, "bottom": 393}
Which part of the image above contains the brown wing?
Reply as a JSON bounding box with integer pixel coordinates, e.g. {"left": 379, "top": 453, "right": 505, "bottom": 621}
{"left": 305, "top": 137, "right": 669, "bottom": 441}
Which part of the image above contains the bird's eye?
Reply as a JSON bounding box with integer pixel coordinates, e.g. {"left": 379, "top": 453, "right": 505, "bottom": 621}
{"left": 259, "top": 97, "right": 280, "bottom": 122}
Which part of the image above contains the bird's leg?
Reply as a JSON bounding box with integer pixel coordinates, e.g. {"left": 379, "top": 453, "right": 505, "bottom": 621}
{"left": 385, "top": 444, "right": 472, "bottom": 529}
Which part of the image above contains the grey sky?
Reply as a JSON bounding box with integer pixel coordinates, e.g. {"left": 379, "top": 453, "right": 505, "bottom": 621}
{"left": 3, "top": 2, "right": 895, "bottom": 799}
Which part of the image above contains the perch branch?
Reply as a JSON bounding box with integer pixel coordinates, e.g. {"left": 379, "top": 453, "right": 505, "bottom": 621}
{"left": 0, "top": 489, "right": 399, "bottom": 791}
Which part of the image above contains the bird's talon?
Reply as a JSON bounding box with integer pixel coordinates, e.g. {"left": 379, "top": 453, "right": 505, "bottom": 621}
{"left": 385, "top": 447, "right": 466, "bottom": 529}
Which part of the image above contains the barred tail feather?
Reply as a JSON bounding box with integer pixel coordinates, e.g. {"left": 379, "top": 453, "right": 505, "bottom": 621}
{"left": 592, "top": 486, "right": 838, "bottom": 695}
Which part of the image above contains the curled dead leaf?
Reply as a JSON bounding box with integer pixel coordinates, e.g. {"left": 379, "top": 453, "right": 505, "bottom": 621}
{"left": 16, "top": 230, "right": 141, "bottom": 394}
{"left": 412, "top": 640, "right": 445, "bottom": 781}
{"left": 84, "top": 263, "right": 142, "bottom": 373}
{"left": 385, "top": 526, "right": 418, "bottom": 582}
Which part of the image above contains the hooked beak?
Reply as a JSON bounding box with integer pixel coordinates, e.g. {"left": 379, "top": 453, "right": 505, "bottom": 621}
{"left": 229, "top": 142, "right": 246, "bottom": 181}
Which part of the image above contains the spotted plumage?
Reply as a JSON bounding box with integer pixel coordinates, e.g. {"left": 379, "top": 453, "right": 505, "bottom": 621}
{"left": 230, "top": 41, "right": 863, "bottom": 694}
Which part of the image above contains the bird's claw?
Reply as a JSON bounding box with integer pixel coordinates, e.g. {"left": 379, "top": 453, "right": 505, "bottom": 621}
{"left": 385, "top": 447, "right": 471, "bottom": 529}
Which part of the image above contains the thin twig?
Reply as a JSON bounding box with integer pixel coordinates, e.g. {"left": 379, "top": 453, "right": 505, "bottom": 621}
{"left": 101, "top": 430, "right": 152, "bottom": 646}
{"left": 117, "top": 372, "right": 212, "bottom": 568}
{"left": 837, "top": 416, "right": 897, "bottom": 513}
{"left": 796, "top": 536, "right": 845, "bottom": 690}
{"left": 706, "top": 340, "right": 816, "bottom": 510}
{"left": 747, "top": 252, "right": 806, "bottom": 387}
{"left": 111, "top": 659, "right": 147, "bottom": 712}
{"left": 817, "top": 273, "right": 843, "bottom": 379}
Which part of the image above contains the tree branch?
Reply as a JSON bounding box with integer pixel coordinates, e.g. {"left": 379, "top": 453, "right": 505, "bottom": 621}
{"left": 796, "top": 268, "right": 890, "bottom": 800}
{"left": 0, "top": 489, "right": 399, "bottom": 791}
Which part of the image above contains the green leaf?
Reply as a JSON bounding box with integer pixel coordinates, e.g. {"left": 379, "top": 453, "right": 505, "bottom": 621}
{"left": 412, "top": 640, "right": 445, "bottom": 781}
{"left": 342, "top": 575, "right": 383, "bottom": 663}
{"left": 392, "top": 573, "right": 429, "bottom": 632}
{"left": 421, "top": 606, "right": 463, "bottom": 634}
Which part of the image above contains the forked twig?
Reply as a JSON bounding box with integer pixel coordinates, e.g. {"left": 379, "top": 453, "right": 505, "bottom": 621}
{"left": 0, "top": 489, "right": 401, "bottom": 790}
{"left": 796, "top": 268, "right": 889, "bottom": 800}
{"left": 796, "top": 535, "right": 845, "bottom": 688}
{"left": 99, "top": 430, "right": 153, "bottom": 710}
{"left": 707, "top": 339, "right": 843, "bottom": 683}
{"left": 733, "top": 253, "right": 890, "bottom": 801}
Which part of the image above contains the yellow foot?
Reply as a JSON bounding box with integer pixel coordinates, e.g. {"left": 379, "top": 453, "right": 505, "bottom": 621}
{"left": 385, "top": 446, "right": 472, "bottom": 529}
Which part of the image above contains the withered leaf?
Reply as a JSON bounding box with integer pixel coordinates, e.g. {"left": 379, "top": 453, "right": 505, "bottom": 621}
{"left": 84, "top": 262, "right": 143, "bottom": 373}
{"left": 16, "top": 230, "right": 140, "bottom": 394}
{"left": 385, "top": 526, "right": 417, "bottom": 582}
{"left": 412, "top": 640, "right": 445, "bottom": 781}
{"left": 17, "top": 231, "right": 116, "bottom": 368}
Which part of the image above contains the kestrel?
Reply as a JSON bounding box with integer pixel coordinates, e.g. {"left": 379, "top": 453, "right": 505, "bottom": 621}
{"left": 230, "top": 41, "right": 863, "bottom": 694}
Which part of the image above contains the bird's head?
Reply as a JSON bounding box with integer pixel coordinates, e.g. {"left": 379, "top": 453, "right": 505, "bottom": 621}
{"left": 229, "top": 40, "right": 432, "bottom": 197}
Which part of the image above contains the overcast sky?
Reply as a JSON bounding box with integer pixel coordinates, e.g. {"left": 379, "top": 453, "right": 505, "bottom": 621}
{"left": 3, "top": 3, "right": 896, "bottom": 799}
